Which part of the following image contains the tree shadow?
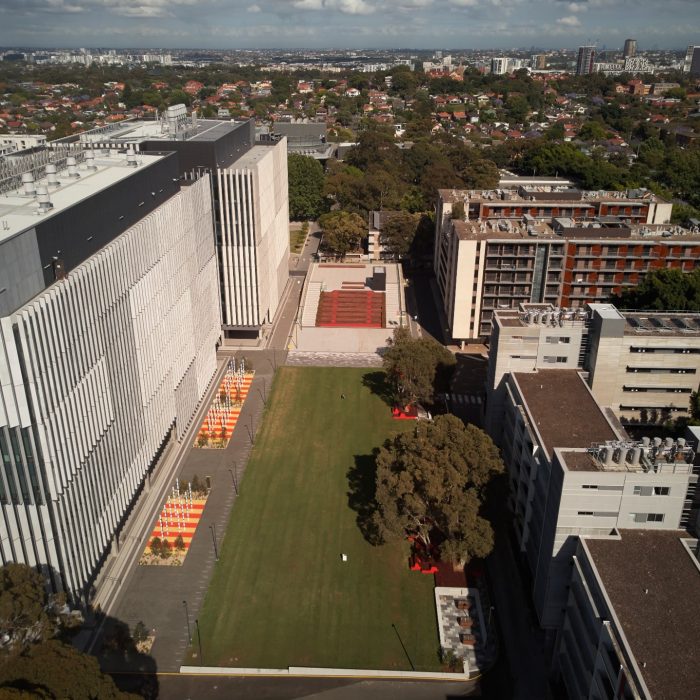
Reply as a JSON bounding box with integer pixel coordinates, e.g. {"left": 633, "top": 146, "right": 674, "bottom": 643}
{"left": 361, "top": 370, "right": 394, "bottom": 408}
{"left": 93, "top": 614, "right": 159, "bottom": 699}
{"left": 347, "top": 452, "right": 383, "bottom": 545}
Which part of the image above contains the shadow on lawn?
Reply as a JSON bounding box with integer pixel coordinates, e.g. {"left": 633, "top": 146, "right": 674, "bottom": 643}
{"left": 347, "top": 452, "right": 383, "bottom": 545}
{"left": 361, "top": 371, "right": 394, "bottom": 408}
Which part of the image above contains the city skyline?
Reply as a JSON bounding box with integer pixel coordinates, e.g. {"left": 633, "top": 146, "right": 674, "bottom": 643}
{"left": 0, "top": 0, "right": 698, "bottom": 51}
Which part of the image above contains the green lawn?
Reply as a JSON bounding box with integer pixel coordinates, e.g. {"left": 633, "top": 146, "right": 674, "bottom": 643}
{"left": 290, "top": 228, "right": 307, "bottom": 254}
{"left": 193, "top": 367, "right": 439, "bottom": 670}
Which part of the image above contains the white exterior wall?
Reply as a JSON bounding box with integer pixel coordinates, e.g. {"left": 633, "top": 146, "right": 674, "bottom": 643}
{"left": 0, "top": 176, "right": 220, "bottom": 599}
{"left": 217, "top": 140, "right": 289, "bottom": 329}
{"left": 589, "top": 333, "right": 700, "bottom": 421}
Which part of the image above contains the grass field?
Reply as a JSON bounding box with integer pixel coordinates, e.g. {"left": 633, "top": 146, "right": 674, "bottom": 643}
{"left": 289, "top": 227, "right": 307, "bottom": 254}
{"left": 193, "top": 367, "right": 440, "bottom": 670}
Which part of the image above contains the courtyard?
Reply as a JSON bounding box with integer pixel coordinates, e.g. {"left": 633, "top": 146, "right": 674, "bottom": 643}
{"left": 192, "top": 367, "right": 440, "bottom": 671}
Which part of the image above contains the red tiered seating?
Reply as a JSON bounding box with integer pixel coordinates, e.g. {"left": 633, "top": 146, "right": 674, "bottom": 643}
{"left": 316, "top": 290, "right": 386, "bottom": 328}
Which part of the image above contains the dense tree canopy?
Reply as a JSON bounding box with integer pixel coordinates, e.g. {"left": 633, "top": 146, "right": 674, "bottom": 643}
{"left": 0, "top": 564, "right": 135, "bottom": 699}
{"left": 0, "top": 564, "right": 60, "bottom": 654}
{"left": 611, "top": 269, "right": 700, "bottom": 312}
{"left": 379, "top": 211, "right": 421, "bottom": 259}
{"left": 373, "top": 414, "right": 503, "bottom": 565}
{"left": 318, "top": 210, "right": 365, "bottom": 259}
{"left": 382, "top": 328, "right": 455, "bottom": 407}
{"left": 0, "top": 639, "right": 134, "bottom": 700}
{"left": 287, "top": 154, "right": 326, "bottom": 221}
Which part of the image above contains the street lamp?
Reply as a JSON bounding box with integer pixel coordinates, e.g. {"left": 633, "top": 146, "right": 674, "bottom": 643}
{"left": 209, "top": 525, "right": 219, "bottom": 561}
{"left": 183, "top": 600, "right": 191, "bottom": 643}
{"left": 195, "top": 618, "right": 204, "bottom": 665}
{"left": 228, "top": 464, "right": 239, "bottom": 496}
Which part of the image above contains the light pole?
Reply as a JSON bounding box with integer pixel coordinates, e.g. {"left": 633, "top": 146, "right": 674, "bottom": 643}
{"left": 195, "top": 618, "right": 204, "bottom": 665}
{"left": 258, "top": 378, "right": 267, "bottom": 406}
{"left": 209, "top": 525, "right": 219, "bottom": 561}
{"left": 228, "top": 464, "right": 239, "bottom": 496}
{"left": 248, "top": 415, "right": 255, "bottom": 445}
{"left": 183, "top": 600, "right": 191, "bottom": 643}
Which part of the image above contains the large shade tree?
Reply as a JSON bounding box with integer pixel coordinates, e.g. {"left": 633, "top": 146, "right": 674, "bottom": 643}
{"left": 287, "top": 154, "right": 326, "bottom": 221}
{"left": 382, "top": 327, "right": 455, "bottom": 407}
{"left": 611, "top": 268, "right": 700, "bottom": 312}
{"left": 373, "top": 415, "right": 503, "bottom": 565}
{"left": 318, "top": 210, "right": 365, "bottom": 259}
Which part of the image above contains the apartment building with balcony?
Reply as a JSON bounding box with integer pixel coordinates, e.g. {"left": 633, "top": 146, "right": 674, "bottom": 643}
{"left": 433, "top": 187, "right": 699, "bottom": 343}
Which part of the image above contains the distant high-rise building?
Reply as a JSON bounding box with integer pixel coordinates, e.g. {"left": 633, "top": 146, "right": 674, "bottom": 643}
{"left": 623, "top": 38, "right": 637, "bottom": 58}
{"left": 531, "top": 54, "right": 546, "bottom": 70}
{"left": 688, "top": 46, "right": 700, "bottom": 75}
{"left": 576, "top": 45, "right": 596, "bottom": 75}
{"left": 491, "top": 56, "right": 510, "bottom": 75}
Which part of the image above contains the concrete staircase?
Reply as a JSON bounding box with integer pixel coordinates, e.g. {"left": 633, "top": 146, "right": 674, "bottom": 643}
{"left": 301, "top": 281, "right": 322, "bottom": 327}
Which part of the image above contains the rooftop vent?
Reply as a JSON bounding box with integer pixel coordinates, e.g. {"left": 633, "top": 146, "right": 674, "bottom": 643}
{"left": 21, "top": 172, "right": 36, "bottom": 197}
{"left": 85, "top": 150, "right": 97, "bottom": 171}
{"left": 126, "top": 153, "right": 138, "bottom": 168}
{"left": 66, "top": 157, "right": 80, "bottom": 179}
{"left": 35, "top": 186, "right": 53, "bottom": 212}
{"left": 45, "top": 164, "right": 60, "bottom": 187}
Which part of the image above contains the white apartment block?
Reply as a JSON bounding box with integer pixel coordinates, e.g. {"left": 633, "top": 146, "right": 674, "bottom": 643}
{"left": 485, "top": 303, "right": 700, "bottom": 434}
{"left": 0, "top": 149, "right": 220, "bottom": 600}
{"left": 0, "top": 134, "right": 47, "bottom": 155}
{"left": 498, "top": 369, "right": 697, "bottom": 631}
{"left": 556, "top": 532, "right": 699, "bottom": 700}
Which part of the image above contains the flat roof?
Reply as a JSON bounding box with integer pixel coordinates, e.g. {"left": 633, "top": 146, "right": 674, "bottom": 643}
{"left": 0, "top": 151, "right": 168, "bottom": 243}
{"left": 585, "top": 530, "right": 700, "bottom": 700}
{"left": 439, "top": 186, "right": 666, "bottom": 206}
{"left": 623, "top": 312, "right": 700, "bottom": 337}
{"left": 77, "top": 117, "right": 245, "bottom": 144}
{"left": 449, "top": 217, "right": 699, "bottom": 242}
{"left": 514, "top": 370, "right": 618, "bottom": 457}
{"left": 227, "top": 143, "right": 276, "bottom": 169}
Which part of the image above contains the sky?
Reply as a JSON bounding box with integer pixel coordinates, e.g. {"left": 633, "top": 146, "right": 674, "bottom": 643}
{"left": 0, "top": 0, "right": 698, "bottom": 51}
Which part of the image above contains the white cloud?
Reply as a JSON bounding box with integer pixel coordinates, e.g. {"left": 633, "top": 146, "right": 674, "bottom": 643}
{"left": 248, "top": 3, "right": 262, "bottom": 11}
{"left": 556, "top": 15, "right": 581, "bottom": 26}
{"left": 567, "top": 1, "right": 587, "bottom": 11}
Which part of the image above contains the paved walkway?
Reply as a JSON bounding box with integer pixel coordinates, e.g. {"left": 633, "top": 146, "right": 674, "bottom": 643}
{"left": 96, "top": 349, "right": 282, "bottom": 673}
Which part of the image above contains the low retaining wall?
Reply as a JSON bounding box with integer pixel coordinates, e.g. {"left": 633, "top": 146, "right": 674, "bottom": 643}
{"left": 179, "top": 665, "right": 473, "bottom": 681}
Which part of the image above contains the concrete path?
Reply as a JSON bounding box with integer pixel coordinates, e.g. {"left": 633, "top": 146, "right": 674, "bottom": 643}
{"left": 96, "top": 349, "right": 280, "bottom": 673}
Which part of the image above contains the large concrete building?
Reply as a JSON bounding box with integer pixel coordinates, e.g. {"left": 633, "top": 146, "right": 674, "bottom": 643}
{"left": 556, "top": 530, "right": 699, "bottom": 700}
{"left": 576, "top": 46, "right": 596, "bottom": 76}
{"left": 0, "top": 146, "right": 221, "bottom": 600}
{"left": 68, "top": 105, "right": 289, "bottom": 340}
{"left": 486, "top": 303, "right": 700, "bottom": 432}
{"left": 482, "top": 300, "right": 700, "bottom": 668}
{"left": 493, "top": 368, "right": 697, "bottom": 632}
{"left": 623, "top": 38, "right": 637, "bottom": 59}
{"left": 433, "top": 186, "right": 699, "bottom": 343}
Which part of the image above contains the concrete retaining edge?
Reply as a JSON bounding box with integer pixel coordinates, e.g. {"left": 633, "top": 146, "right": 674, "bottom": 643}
{"left": 179, "top": 665, "right": 472, "bottom": 680}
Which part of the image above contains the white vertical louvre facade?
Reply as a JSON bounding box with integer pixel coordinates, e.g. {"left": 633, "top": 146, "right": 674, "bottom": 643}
{"left": 0, "top": 176, "right": 220, "bottom": 599}
{"left": 217, "top": 139, "right": 289, "bottom": 330}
